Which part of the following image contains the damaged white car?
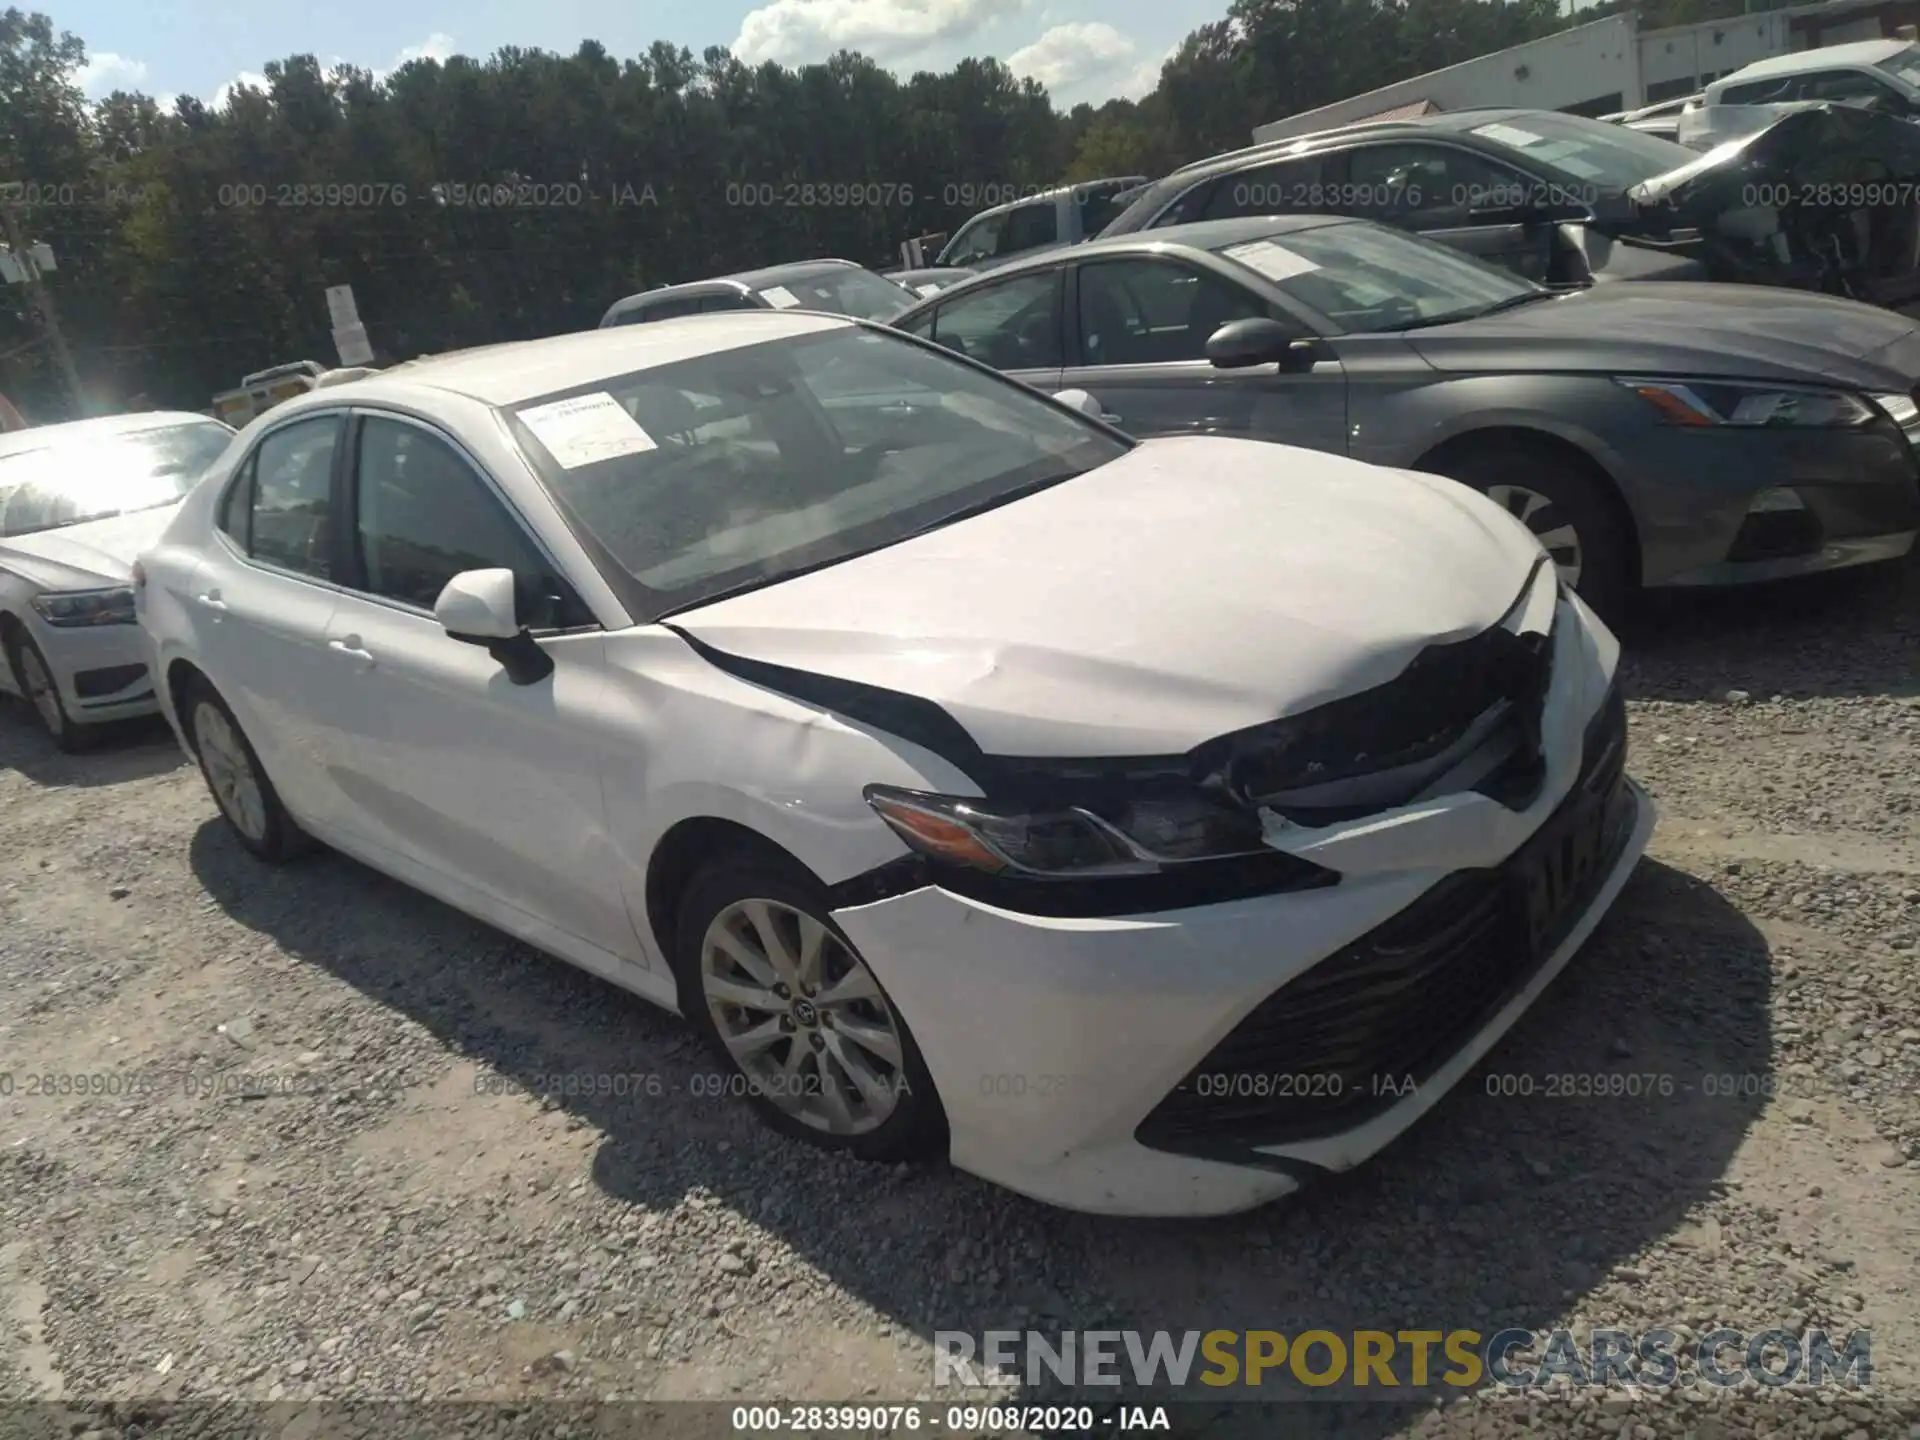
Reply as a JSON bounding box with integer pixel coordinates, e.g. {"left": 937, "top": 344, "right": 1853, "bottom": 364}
{"left": 135, "top": 311, "right": 1653, "bottom": 1217}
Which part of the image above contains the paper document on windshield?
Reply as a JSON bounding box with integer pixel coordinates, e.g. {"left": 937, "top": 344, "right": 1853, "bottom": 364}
{"left": 760, "top": 285, "right": 802, "bottom": 309}
{"left": 518, "top": 392, "right": 658, "bottom": 468}
{"left": 1474, "top": 123, "right": 1542, "bottom": 148}
{"left": 1223, "top": 240, "right": 1321, "bottom": 282}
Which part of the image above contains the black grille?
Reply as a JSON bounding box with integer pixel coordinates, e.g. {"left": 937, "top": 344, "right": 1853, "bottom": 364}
{"left": 1136, "top": 680, "right": 1631, "bottom": 1157}
{"left": 73, "top": 663, "right": 151, "bottom": 700}
{"left": 1190, "top": 603, "right": 1556, "bottom": 824}
{"left": 1727, "top": 508, "right": 1823, "bottom": 563}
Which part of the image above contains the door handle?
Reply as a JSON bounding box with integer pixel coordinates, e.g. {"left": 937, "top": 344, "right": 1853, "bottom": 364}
{"left": 1099, "top": 411, "right": 1123, "bottom": 424}
{"left": 195, "top": 591, "right": 228, "bottom": 613}
{"left": 328, "top": 637, "right": 375, "bottom": 668}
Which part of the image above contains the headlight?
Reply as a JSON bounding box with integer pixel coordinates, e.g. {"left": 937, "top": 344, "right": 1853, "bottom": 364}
{"left": 1618, "top": 378, "right": 1878, "bottom": 429}
{"left": 863, "top": 784, "right": 1267, "bottom": 877}
{"left": 31, "top": 586, "right": 137, "bottom": 627}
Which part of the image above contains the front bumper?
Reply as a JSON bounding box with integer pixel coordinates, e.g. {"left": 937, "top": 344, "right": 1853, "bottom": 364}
{"left": 1623, "top": 423, "right": 1920, "bottom": 589}
{"left": 832, "top": 597, "right": 1654, "bottom": 1217}
{"left": 12, "top": 615, "right": 158, "bottom": 722}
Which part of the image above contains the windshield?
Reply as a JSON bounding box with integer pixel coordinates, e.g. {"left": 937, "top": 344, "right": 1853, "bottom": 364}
{"left": 506, "top": 326, "right": 1130, "bottom": 616}
{"left": 1076, "top": 180, "right": 1139, "bottom": 238}
{"left": 1099, "top": 177, "right": 1185, "bottom": 237}
{"left": 1468, "top": 112, "right": 1697, "bottom": 188}
{"left": 753, "top": 268, "right": 915, "bottom": 321}
{"left": 1213, "top": 221, "right": 1539, "bottom": 333}
{"left": 0, "top": 421, "right": 233, "bottom": 537}
{"left": 1877, "top": 47, "right": 1920, "bottom": 92}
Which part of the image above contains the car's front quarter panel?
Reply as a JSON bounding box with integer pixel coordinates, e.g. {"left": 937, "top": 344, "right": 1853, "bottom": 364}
{"left": 1343, "top": 364, "right": 1651, "bottom": 478}
{"left": 593, "top": 628, "right": 979, "bottom": 972}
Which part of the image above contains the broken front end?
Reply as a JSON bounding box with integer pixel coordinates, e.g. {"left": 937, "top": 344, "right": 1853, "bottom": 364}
{"left": 1617, "top": 104, "right": 1920, "bottom": 309}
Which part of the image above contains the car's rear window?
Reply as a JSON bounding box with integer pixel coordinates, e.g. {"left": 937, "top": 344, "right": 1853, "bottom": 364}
{"left": 751, "top": 269, "right": 916, "bottom": 321}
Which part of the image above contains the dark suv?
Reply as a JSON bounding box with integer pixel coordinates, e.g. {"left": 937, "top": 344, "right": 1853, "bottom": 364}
{"left": 1096, "top": 109, "right": 1718, "bottom": 288}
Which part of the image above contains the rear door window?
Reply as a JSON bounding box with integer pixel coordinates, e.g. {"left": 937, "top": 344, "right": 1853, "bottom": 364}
{"left": 1200, "top": 156, "right": 1328, "bottom": 220}
{"left": 247, "top": 415, "right": 342, "bottom": 579}
{"left": 1343, "top": 142, "right": 1532, "bottom": 227}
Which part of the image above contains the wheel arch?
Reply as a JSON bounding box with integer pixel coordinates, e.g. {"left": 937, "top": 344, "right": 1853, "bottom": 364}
{"left": 643, "top": 816, "right": 826, "bottom": 975}
{"left": 1412, "top": 425, "right": 1644, "bottom": 591}
{"left": 0, "top": 609, "right": 26, "bottom": 689}
{"left": 165, "top": 657, "right": 211, "bottom": 753}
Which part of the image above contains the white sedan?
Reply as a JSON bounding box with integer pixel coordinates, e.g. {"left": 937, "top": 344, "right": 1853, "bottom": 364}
{"left": 0, "top": 412, "right": 235, "bottom": 750}
{"left": 136, "top": 312, "right": 1653, "bottom": 1217}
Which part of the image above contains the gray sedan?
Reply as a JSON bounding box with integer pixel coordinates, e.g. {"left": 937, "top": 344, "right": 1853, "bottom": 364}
{"left": 889, "top": 214, "right": 1920, "bottom": 620}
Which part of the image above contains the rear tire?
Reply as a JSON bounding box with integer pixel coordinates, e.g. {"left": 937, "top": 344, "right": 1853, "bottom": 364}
{"left": 5, "top": 632, "right": 96, "bottom": 754}
{"left": 672, "top": 851, "right": 947, "bottom": 1163}
{"left": 1426, "top": 440, "right": 1632, "bottom": 627}
{"left": 182, "top": 678, "right": 313, "bottom": 862}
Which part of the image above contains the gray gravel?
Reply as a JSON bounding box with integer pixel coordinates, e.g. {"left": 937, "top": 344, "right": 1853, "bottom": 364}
{"left": 2, "top": 560, "right": 1920, "bottom": 1439}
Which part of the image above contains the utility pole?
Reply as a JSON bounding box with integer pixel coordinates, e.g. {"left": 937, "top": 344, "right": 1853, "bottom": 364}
{"left": 0, "top": 190, "right": 86, "bottom": 414}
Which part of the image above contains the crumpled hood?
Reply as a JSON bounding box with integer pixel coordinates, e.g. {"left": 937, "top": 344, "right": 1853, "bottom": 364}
{"left": 1615, "top": 104, "right": 1920, "bottom": 307}
{"left": 670, "top": 436, "right": 1544, "bottom": 757}
{"left": 1405, "top": 283, "right": 1920, "bottom": 389}
{"left": 0, "top": 505, "right": 176, "bottom": 591}
{"left": 1632, "top": 104, "right": 1920, "bottom": 207}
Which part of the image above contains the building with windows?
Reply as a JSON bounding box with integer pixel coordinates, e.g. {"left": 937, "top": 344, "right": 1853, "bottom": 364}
{"left": 1249, "top": 0, "right": 1920, "bottom": 142}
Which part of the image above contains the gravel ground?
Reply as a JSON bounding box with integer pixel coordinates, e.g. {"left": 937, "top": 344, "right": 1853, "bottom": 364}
{"left": 2, "top": 560, "right": 1919, "bottom": 1440}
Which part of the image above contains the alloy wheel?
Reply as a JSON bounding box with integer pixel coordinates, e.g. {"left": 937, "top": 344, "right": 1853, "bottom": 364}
{"left": 18, "top": 645, "right": 64, "bottom": 737}
{"left": 699, "top": 898, "right": 907, "bottom": 1136}
{"left": 194, "top": 702, "right": 267, "bottom": 843}
{"left": 1486, "top": 483, "right": 1583, "bottom": 591}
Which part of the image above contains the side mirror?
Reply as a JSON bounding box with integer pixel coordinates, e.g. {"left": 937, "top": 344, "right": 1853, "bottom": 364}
{"left": 435, "top": 567, "right": 554, "bottom": 686}
{"left": 1206, "top": 318, "right": 1317, "bottom": 372}
{"left": 1053, "top": 388, "right": 1107, "bottom": 420}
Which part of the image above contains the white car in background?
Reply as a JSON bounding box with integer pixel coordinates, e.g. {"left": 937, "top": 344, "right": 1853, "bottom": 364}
{"left": 136, "top": 313, "right": 1651, "bottom": 1217}
{"left": 0, "top": 412, "right": 234, "bottom": 750}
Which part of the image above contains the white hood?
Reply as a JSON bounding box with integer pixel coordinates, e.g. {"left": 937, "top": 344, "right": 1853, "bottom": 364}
{"left": 0, "top": 505, "right": 178, "bottom": 592}
{"left": 672, "top": 436, "right": 1546, "bottom": 756}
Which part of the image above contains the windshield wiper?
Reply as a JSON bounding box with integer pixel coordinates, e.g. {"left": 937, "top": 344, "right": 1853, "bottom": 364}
{"left": 1469, "top": 290, "right": 1558, "bottom": 318}
{"left": 1387, "top": 290, "right": 1557, "bottom": 331}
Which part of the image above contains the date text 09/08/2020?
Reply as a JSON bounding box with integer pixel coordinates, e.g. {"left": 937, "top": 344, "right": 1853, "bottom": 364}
{"left": 728, "top": 1404, "right": 1168, "bottom": 1434}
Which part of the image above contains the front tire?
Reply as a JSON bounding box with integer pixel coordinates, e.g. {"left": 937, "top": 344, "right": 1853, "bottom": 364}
{"left": 1427, "top": 441, "right": 1632, "bottom": 626}
{"left": 182, "top": 679, "right": 312, "bottom": 862}
{"left": 5, "top": 632, "right": 94, "bottom": 753}
{"left": 673, "top": 852, "right": 947, "bottom": 1162}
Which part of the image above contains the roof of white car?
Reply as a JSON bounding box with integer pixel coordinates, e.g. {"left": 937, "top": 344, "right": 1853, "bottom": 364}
{"left": 319, "top": 311, "right": 852, "bottom": 408}
{"left": 0, "top": 409, "right": 220, "bottom": 458}
{"left": 1714, "top": 38, "right": 1913, "bottom": 85}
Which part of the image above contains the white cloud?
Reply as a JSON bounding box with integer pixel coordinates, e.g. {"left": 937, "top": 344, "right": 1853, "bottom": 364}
{"left": 207, "top": 34, "right": 456, "bottom": 107}
{"left": 1007, "top": 21, "right": 1134, "bottom": 90}
{"left": 363, "top": 32, "right": 458, "bottom": 83}
{"left": 732, "top": 0, "right": 1023, "bottom": 67}
{"left": 392, "top": 32, "right": 457, "bottom": 67}
{"left": 76, "top": 52, "right": 149, "bottom": 96}
{"left": 211, "top": 70, "right": 270, "bottom": 108}
{"left": 1112, "top": 42, "right": 1178, "bottom": 100}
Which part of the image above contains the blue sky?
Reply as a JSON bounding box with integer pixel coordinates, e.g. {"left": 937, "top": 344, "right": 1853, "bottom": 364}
{"left": 56, "top": 0, "right": 1208, "bottom": 114}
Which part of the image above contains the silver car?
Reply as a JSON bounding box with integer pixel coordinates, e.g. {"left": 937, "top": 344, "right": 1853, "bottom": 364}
{"left": 890, "top": 214, "right": 1920, "bottom": 620}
